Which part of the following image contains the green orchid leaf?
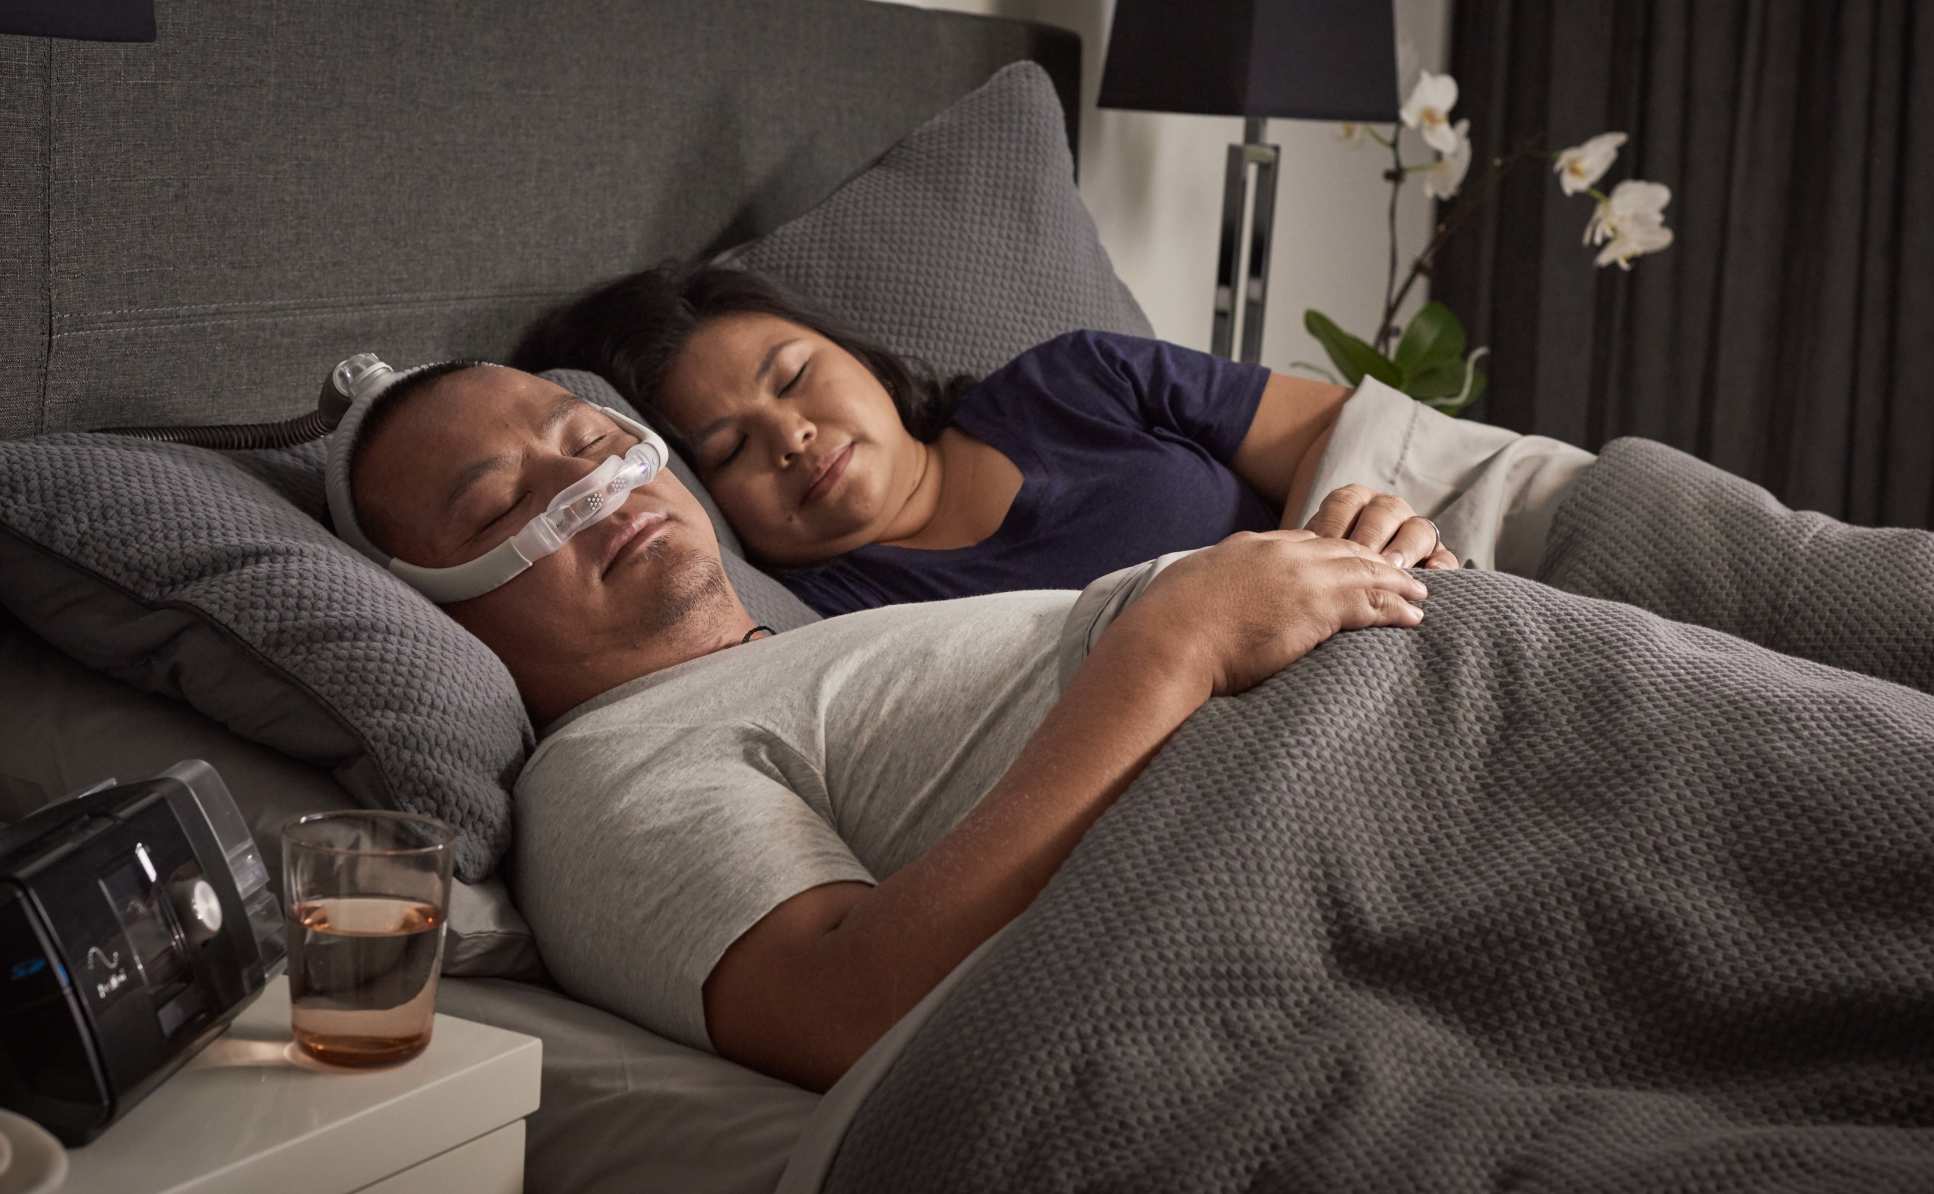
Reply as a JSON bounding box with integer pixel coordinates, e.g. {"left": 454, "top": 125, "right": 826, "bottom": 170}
{"left": 1393, "top": 301, "right": 1467, "bottom": 374}
{"left": 1304, "top": 309, "right": 1402, "bottom": 388}
{"left": 1415, "top": 346, "right": 1490, "bottom": 416}
{"left": 1404, "top": 360, "right": 1466, "bottom": 400}
{"left": 1423, "top": 366, "right": 1488, "bottom": 416}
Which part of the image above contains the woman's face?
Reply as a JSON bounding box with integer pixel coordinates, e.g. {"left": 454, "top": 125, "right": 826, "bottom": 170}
{"left": 656, "top": 312, "right": 924, "bottom": 567}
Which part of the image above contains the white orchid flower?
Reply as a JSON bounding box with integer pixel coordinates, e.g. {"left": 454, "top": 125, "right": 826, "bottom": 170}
{"left": 1396, "top": 37, "right": 1421, "bottom": 98}
{"left": 1595, "top": 220, "right": 1674, "bottom": 269}
{"left": 1400, "top": 70, "right": 1461, "bottom": 155}
{"left": 1584, "top": 179, "right": 1672, "bottom": 245}
{"left": 1421, "top": 120, "right": 1472, "bottom": 201}
{"left": 1554, "top": 132, "right": 1627, "bottom": 196}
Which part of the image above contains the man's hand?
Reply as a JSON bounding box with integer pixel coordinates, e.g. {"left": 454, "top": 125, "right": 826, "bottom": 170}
{"left": 1115, "top": 529, "right": 1428, "bottom": 698}
{"left": 1305, "top": 484, "right": 1459, "bottom": 570}
{"left": 706, "top": 530, "right": 1426, "bottom": 1090}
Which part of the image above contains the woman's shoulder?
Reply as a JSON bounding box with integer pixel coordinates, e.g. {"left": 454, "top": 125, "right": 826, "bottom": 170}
{"left": 999, "top": 327, "right": 1159, "bottom": 372}
{"left": 966, "top": 328, "right": 1161, "bottom": 408}
{"left": 951, "top": 330, "right": 1176, "bottom": 444}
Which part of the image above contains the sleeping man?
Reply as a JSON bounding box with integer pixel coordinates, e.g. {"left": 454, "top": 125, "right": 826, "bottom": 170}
{"left": 327, "top": 359, "right": 1432, "bottom": 1090}
{"left": 329, "top": 357, "right": 1934, "bottom": 1133}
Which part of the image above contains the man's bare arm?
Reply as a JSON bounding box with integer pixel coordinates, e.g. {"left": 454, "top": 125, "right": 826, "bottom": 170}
{"left": 702, "top": 533, "right": 1430, "bottom": 1091}
{"left": 703, "top": 622, "right": 1206, "bottom": 1091}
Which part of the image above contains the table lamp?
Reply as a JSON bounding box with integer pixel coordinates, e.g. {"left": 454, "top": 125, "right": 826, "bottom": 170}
{"left": 1099, "top": 0, "right": 1398, "bottom": 363}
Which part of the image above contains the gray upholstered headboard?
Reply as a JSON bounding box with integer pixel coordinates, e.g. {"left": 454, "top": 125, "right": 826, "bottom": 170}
{"left": 0, "top": 0, "right": 1078, "bottom": 438}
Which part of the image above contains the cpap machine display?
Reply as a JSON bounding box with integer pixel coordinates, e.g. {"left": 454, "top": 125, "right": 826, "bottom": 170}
{"left": 320, "top": 354, "right": 673, "bottom": 604}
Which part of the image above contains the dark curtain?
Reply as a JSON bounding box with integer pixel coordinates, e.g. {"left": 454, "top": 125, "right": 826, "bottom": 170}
{"left": 1436, "top": 1, "right": 1934, "bottom": 528}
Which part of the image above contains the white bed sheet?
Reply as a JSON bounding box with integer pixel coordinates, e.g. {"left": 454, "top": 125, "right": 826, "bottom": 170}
{"left": 438, "top": 976, "right": 818, "bottom": 1194}
{"left": 439, "top": 930, "right": 1003, "bottom": 1194}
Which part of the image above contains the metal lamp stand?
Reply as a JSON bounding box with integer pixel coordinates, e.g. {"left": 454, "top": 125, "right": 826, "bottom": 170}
{"left": 1211, "top": 116, "right": 1280, "bottom": 364}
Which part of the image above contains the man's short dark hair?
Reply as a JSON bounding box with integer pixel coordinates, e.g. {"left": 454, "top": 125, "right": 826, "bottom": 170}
{"left": 347, "top": 359, "right": 493, "bottom": 557}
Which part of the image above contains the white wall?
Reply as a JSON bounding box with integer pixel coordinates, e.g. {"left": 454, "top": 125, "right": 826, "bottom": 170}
{"left": 877, "top": 0, "right": 1452, "bottom": 370}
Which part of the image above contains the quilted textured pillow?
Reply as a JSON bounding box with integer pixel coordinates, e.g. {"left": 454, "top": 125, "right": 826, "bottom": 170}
{"left": 0, "top": 610, "right": 543, "bottom": 980}
{"left": 723, "top": 60, "right": 1153, "bottom": 378}
{"left": 0, "top": 432, "right": 531, "bottom": 881}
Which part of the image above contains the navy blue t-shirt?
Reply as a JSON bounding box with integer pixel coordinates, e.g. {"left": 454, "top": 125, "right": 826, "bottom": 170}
{"left": 782, "top": 330, "right": 1276, "bottom": 616}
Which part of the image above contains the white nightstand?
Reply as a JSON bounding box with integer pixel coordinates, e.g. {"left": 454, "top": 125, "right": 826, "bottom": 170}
{"left": 62, "top": 976, "right": 542, "bottom": 1194}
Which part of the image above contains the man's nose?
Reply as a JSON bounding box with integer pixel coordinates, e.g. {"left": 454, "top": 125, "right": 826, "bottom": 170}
{"left": 532, "top": 451, "right": 609, "bottom": 506}
{"left": 546, "top": 452, "right": 601, "bottom": 486}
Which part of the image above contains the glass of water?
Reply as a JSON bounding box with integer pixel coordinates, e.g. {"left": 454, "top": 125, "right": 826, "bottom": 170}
{"left": 281, "top": 811, "right": 456, "bottom": 1067}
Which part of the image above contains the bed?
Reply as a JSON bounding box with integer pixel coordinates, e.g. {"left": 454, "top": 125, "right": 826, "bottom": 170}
{"left": 0, "top": 2, "right": 1086, "bottom": 1190}
{"left": 12, "top": 4, "right": 1934, "bottom": 1193}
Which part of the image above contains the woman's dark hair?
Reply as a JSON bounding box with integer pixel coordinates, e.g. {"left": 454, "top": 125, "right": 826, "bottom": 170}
{"left": 510, "top": 259, "right": 975, "bottom": 454}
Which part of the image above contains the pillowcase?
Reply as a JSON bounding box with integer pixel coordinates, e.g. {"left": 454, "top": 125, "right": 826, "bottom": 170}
{"left": 0, "top": 610, "right": 542, "bottom": 979}
{"left": 723, "top": 60, "right": 1153, "bottom": 379}
{"left": 0, "top": 370, "right": 815, "bottom": 883}
{"left": 0, "top": 432, "right": 531, "bottom": 880}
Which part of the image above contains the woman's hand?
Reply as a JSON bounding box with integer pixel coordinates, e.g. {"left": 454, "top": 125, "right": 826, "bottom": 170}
{"left": 1304, "top": 484, "right": 1459, "bottom": 570}
{"left": 1115, "top": 529, "right": 1428, "bottom": 697}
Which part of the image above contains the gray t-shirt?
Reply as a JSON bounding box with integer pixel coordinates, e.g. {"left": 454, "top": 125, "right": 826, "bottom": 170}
{"left": 513, "top": 584, "right": 1159, "bottom": 1052}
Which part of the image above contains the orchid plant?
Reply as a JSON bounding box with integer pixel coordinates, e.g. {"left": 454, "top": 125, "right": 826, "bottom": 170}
{"left": 1300, "top": 70, "right": 1675, "bottom": 416}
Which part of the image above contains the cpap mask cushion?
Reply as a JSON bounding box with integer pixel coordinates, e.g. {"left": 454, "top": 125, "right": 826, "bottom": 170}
{"left": 322, "top": 353, "right": 671, "bottom": 604}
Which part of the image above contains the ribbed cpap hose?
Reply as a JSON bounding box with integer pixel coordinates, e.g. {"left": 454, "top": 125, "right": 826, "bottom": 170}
{"left": 93, "top": 355, "right": 371, "bottom": 449}
{"left": 94, "top": 409, "right": 338, "bottom": 450}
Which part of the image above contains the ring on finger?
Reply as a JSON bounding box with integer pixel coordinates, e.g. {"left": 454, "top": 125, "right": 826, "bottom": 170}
{"left": 1417, "top": 517, "right": 1441, "bottom": 558}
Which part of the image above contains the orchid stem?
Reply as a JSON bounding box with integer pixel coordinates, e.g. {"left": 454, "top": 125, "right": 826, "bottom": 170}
{"left": 1377, "top": 133, "right": 1404, "bottom": 355}
{"left": 1376, "top": 133, "right": 1547, "bottom": 354}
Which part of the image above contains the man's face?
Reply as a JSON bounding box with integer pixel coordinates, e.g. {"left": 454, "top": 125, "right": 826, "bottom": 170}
{"left": 353, "top": 367, "right": 730, "bottom": 686}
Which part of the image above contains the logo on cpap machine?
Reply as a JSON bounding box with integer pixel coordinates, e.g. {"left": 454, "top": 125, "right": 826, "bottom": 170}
{"left": 87, "top": 945, "right": 130, "bottom": 1000}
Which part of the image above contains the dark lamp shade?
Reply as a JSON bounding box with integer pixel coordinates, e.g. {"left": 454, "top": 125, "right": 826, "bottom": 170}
{"left": 0, "top": 0, "right": 156, "bottom": 41}
{"left": 1098, "top": 0, "right": 1397, "bottom": 123}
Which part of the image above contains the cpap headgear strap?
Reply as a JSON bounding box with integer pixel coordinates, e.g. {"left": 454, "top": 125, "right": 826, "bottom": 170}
{"left": 322, "top": 353, "right": 671, "bottom": 605}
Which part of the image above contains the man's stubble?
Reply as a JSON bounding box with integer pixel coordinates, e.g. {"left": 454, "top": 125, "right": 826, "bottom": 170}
{"left": 634, "top": 534, "right": 734, "bottom": 640}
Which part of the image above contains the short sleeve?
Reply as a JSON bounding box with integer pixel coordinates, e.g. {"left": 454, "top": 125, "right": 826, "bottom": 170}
{"left": 512, "top": 723, "right": 876, "bottom": 1053}
{"left": 963, "top": 330, "right": 1272, "bottom": 465}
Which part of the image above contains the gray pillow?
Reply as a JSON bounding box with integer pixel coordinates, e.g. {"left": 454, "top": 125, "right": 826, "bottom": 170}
{"left": 723, "top": 60, "right": 1153, "bottom": 378}
{"left": 0, "top": 433, "right": 532, "bottom": 881}
{"left": 0, "top": 611, "right": 542, "bottom": 980}
{"left": 0, "top": 372, "right": 813, "bottom": 883}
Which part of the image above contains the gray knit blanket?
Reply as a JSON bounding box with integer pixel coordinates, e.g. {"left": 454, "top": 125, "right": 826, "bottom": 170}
{"left": 823, "top": 438, "right": 1934, "bottom": 1193}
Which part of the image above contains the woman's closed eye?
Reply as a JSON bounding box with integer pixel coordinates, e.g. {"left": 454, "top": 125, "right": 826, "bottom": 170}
{"left": 779, "top": 362, "right": 808, "bottom": 396}
{"left": 707, "top": 365, "right": 804, "bottom": 471}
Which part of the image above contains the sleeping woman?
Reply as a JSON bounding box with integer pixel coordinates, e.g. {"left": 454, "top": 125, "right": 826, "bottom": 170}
{"left": 511, "top": 260, "right": 1590, "bottom": 616}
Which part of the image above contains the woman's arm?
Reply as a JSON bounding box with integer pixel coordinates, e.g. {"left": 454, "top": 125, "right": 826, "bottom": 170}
{"left": 1229, "top": 373, "right": 1356, "bottom": 520}
{"left": 1232, "top": 374, "right": 1458, "bottom": 569}
{"left": 702, "top": 531, "right": 1429, "bottom": 1091}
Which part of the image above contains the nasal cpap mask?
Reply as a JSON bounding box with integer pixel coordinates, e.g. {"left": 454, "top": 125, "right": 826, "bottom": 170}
{"left": 395, "top": 434, "right": 668, "bottom": 604}
{"left": 321, "top": 353, "right": 673, "bottom": 605}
